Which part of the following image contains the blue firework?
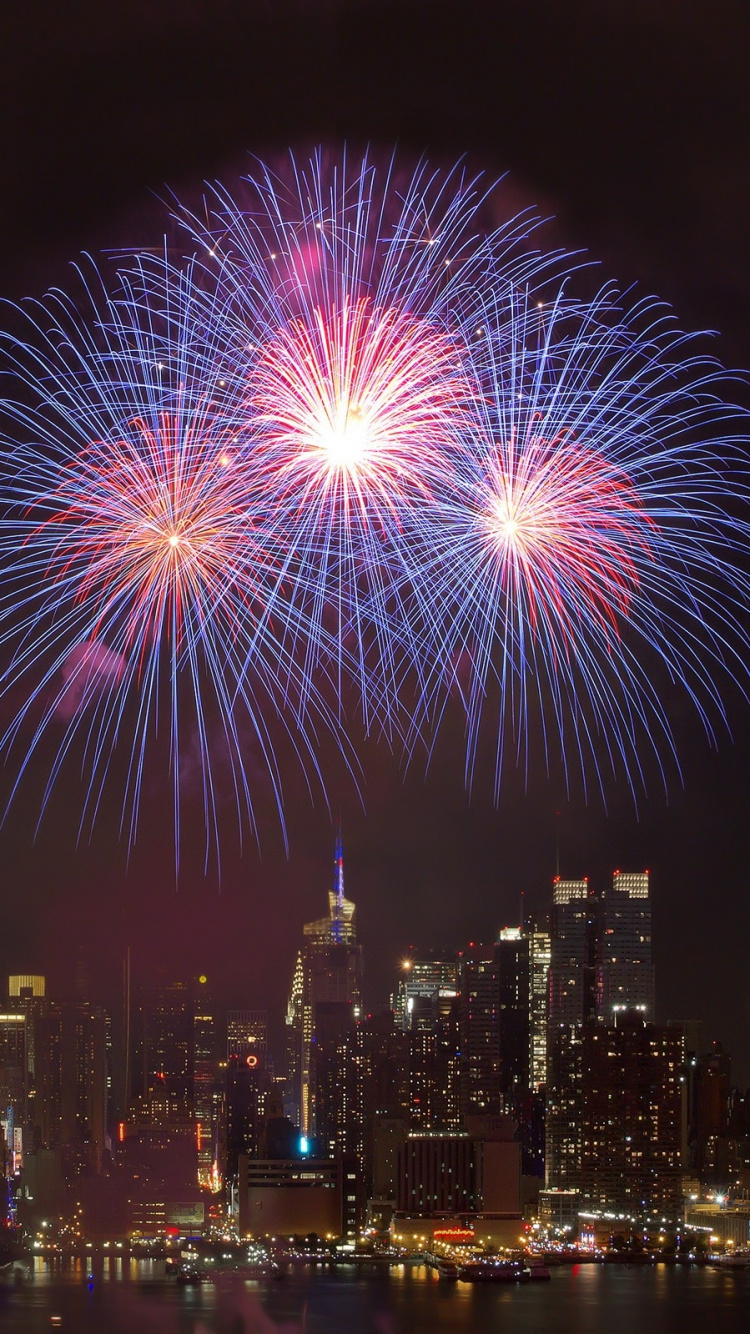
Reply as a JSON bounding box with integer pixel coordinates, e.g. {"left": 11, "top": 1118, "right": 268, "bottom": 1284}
{"left": 0, "top": 254, "right": 353, "bottom": 867}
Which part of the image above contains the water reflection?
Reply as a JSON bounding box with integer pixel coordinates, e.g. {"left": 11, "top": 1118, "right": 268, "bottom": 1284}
{"left": 2, "top": 1260, "right": 749, "bottom": 1334}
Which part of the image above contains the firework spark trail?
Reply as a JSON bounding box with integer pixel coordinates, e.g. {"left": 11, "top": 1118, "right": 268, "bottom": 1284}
{"left": 400, "top": 284, "right": 750, "bottom": 803}
{"left": 169, "top": 149, "right": 572, "bottom": 730}
{"left": 0, "top": 255, "right": 354, "bottom": 868}
{"left": 1, "top": 150, "right": 749, "bottom": 862}
{"left": 243, "top": 295, "right": 478, "bottom": 723}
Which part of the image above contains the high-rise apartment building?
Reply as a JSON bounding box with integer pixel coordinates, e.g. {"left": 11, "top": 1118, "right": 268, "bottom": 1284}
{"left": 545, "top": 1023, "right": 584, "bottom": 1191}
{"left": 546, "top": 1014, "right": 682, "bottom": 1211}
{"left": 579, "top": 1016, "right": 683, "bottom": 1213}
{"left": 460, "top": 946, "right": 501, "bottom": 1117}
{"left": 597, "top": 870, "right": 655, "bottom": 1021}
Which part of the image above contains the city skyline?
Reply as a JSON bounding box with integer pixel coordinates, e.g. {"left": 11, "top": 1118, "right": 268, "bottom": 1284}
{"left": 1, "top": 3, "right": 749, "bottom": 1097}
{"left": 3, "top": 8, "right": 750, "bottom": 1331}
{"left": 3, "top": 837, "right": 741, "bottom": 1243}
{"left": 0, "top": 832, "right": 741, "bottom": 1083}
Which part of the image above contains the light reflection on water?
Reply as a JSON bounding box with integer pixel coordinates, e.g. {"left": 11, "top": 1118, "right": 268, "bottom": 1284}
{"left": 2, "top": 1260, "right": 749, "bottom": 1334}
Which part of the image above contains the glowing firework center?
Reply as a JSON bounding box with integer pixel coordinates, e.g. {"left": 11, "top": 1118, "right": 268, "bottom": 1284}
{"left": 251, "top": 298, "right": 472, "bottom": 513}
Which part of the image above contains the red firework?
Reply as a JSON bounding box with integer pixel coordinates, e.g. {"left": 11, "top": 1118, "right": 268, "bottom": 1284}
{"left": 247, "top": 298, "right": 474, "bottom": 530}
{"left": 481, "top": 426, "right": 655, "bottom": 645}
{"left": 35, "top": 409, "right": 260, "bottom": 656}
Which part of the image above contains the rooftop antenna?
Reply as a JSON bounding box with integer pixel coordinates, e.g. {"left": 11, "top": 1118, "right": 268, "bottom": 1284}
{"left": 332, "top": 822, "right": 345, "bottom": 943}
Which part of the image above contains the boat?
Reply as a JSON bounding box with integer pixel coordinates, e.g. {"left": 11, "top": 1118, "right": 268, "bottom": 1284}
{"left": 526, "top": 1257, "right": 552, "bottom": 1280}
{"left": 458, "top": 1258, "right": 530, "bottom": 1283}
{"left": 175, "top": 1266, "right": 204, "bottom": 1286}
{"left": 713, "top": 1253, "right": 750, "bottom": 1270}
{"left": 435, "top": 1258, "right": 458, "bottom": 1281}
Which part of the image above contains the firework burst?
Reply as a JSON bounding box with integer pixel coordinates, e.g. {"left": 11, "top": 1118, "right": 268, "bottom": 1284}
{"left": 2, "top": 149, "right": 749, "bottom": 861}
{"left": 170, "top": 149, "right": 568, "bottom": 725}
{"left": 406, "top": 285, "right": 750, "bottom": 801}
{"left": 0, "top": 256, "right": 348, "bottom": 866}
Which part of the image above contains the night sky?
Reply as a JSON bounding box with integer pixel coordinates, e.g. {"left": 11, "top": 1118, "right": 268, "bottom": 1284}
{"left": 3, "top": 1, "right": 750, "bottom": 1079}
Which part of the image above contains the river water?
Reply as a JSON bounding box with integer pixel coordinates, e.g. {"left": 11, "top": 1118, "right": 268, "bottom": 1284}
{"left": 1, "top": 1257, "right": 748, "bottom": 1333}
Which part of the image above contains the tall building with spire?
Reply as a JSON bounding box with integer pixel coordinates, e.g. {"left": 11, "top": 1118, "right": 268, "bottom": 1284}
{"left": 286, "top": 834, "right": 363, "bottom": 1137}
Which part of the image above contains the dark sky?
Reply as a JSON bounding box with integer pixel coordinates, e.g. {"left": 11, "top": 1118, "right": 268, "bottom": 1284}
{"left": 3, "top": 1, "right": 750, "bottom": 1079}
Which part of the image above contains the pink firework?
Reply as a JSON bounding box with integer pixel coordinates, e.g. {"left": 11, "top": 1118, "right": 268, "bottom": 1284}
{"left": 41, "top": 408, "right": 256, "bottom": 658}
{"left": 247, "top": 297, "right": 473, "bottom": 530}
{"left": 481, "top": 425, "right": 655, "bottom": 650}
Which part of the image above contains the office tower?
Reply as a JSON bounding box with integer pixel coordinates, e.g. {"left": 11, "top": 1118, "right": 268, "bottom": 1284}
{"left": 528, "top": 926, "right": 552, "bottom": 1089}
{"left": 494, "top": 928, "right": 530, "bottom": 1098}
{"left": 598, "top": 870, "right": 655, "bottom": 1020}
{"left": 227, "top": 1009, "right": 268, "bottom": 1063}
{"left": 8, "top": 975, "right": 45, "bottom": 999}
{"left": 193, "top": 975, "right": 218, "bottom": 1188}
{"left": 459, "top": 945, "right": 501, "bottom": 1117}
{"left": 133, "top": 978, "right": 193, "bottom": 1124}
{"left": 548, "top": 879, "right": 591, "bottom": 1029}
{"left": 393, "top": 951, "right": 459, "bottom": 1031}
{"left": 409, "top": 994, "right": 462, "bottom": 1133}
{"left": 544, "top": 1023, "right": 584, "bottom": 1190}
{"left": 348, "top": 1013, "right": 410, "bottom": 1164}
{"left": 546, "top": 878, "right": 591, "bottom": 1193}
{"left": 493, "top": 924, "right": 550, "bottom": 1178}
{"left": 0, "top": 1010, "right": 27, "bottom": 1176}
{"left": 284, "top": 952, "right": 304, "bottom": 1127}
{"left": 32, "top": 1001, "right": 108, "bottom": 1177}
{"left": 225, "top": 1053, "right": 271, "bottom": 1180}
{"left": 224, "top": 1010, "right": 271, "bottom": 1178}
{"left": 691, "top": 1040, "right": 732, "bottom": 1185}
{"left": 260, "top": 1085, "right": 300, "bottom": 1159}
{"left": 286, "top": 834, "right": 363, "bottom": 1136}
{"left": 546, "top": 877, "right": 596, "bottom": 1189}
{"left": 309, "top": 999, "right": 358, "bottom": 1155}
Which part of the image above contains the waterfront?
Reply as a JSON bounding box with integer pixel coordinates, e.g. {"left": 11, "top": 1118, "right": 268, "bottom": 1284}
{"left": 1, "top": 1260, "right": 749, "bottom": 1334}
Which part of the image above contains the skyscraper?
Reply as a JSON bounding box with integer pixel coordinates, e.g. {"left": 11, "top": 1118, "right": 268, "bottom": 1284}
{"left": 223, "top": 1010, "right": 271, "bottom": 1182}
{"left": 546, "top": 877, "right": 594, "bottom": 1192}
{"left": 133, "top": 978, "right": 193, "bottom": 1124}
{"left": 579, "top": 1015, "right": 683, "bottom": 1213}
{"left": 28, "top": 1000, "right": 108, "bottom": 1177}
{"left": 495, "top": 928, "right": 530, "bottom": 1098}
{"left": 597, "top": 870, "right": 655, "bottom": 1021}
{"left": 460, "top": 946, "right": 501, "bottom": 1117}
{"left": 528, "top": 926, "right": 552, "bottom": 1090}
{"left": 284, "top": 953, "right": 304, "bottom": 1127}
{"left": 286, "top": 835, "right": 363, "bottom": 1136}
{"left": 193, "top": 975, "right": 218, "bottom": 1189}
{"left": 393, "top": 951, "right": 458, "bottom": 1031}
{"left": 548, "top": 879, "right": 592, "bottom": 1029}
{"left": 227, "top": 1010, "right": 268, "bottom": 1063}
